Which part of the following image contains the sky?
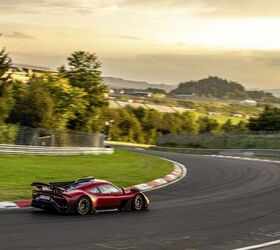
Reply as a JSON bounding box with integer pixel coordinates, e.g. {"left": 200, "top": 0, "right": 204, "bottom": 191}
{"left": 1, "top": 0, "right": 280, "bottom": 89}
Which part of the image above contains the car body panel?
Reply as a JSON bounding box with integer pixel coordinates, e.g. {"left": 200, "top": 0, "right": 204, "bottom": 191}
{"left": 31, "top": 177, "right": 149, "bottom": 214}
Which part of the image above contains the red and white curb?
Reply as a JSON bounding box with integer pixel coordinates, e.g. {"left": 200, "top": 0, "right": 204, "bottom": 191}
{"left": 129, "top": 158, "right": 187, "bottom": 192}
{"left": 0, "top": 158, "right": 187, "bottom": 209}
{"left": 0, "top": 200, "right": 30, "bottom": 209}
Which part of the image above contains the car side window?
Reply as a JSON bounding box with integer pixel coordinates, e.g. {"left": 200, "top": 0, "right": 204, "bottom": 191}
{"left": 98, "top": 184, "right": 120, "bottom": 194}
{"left": 90, "top": 187, "right": 100, "bottom": 194}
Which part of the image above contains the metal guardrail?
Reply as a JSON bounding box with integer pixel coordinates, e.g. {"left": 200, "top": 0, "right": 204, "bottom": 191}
{"left": 152, "top": 146, "right": 280, "bottom": 158}
{"left": 0, "top": 144, "right": 114, "bottom": 155}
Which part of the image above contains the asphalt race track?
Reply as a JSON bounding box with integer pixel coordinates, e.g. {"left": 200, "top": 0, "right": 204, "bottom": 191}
{"left": 1, "top": 150, "right": 280, "bottom": 250}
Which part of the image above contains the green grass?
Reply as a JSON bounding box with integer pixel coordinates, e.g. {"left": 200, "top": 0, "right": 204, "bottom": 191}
{"left": 191, "top": 111, "right": 245, "bottom": 125}
{"left": 209, "top": 115, "right": 246, "bottom": 125}
{"left": 0, "top": 149, "right": 173, "bottom": 201}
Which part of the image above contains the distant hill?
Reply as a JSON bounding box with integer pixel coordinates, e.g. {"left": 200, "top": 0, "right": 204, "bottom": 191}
{"left": 266, "top": 89, "right": 280, "bottom": 97}
{"left": 103, "top": 77, "right": 176, "bottom": 92}
{"left": 170, "top": 76, "right": 248, "bottom": 99}
{"left": 170, "top": 76, "right": 278, "bottom": 101}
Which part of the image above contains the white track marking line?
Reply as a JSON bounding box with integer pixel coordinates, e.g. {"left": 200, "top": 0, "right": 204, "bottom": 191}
{"left": 144, "top": 151, "right": 280, "bottom": 249}
{"left": 206, "top": 155, "right": 280, "bottom": 164}
{"left": 192, "top": 154, "right": 280, "bottom": 250}
{"left": 233, "top": 239, "right": 280, "bottom": 250}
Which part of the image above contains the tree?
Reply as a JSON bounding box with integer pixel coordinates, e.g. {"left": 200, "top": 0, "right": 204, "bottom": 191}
{"left": 170, "top": 76, "right": 248, "bottom": 99}
{"left": 248, "top": 106, "right": 280, "bottom": 131}
{"left": 247, "top": 90, "right": 278, "bottom": 102}
{"left": 0, "top": 48, "right": 14, "bottom": 124}
{"left": 159, "top": 113, "right": 184, "bottom": 134}
{"left": 8, "top": 75, "right": 88, "bottom": 130}
{"left": 59, "top": 51, "right": 108, "bottom": 132}
{"left": 99, "top": 107, "right": 144, "bottom": 143}
{"left": 180, "top": 111, "right": 198, "bottom": 133}
{"left": 235, "top": 121, "right": 248, "bottom": 132}
{"left": 221, "top": 119, "right": 235, "bottom": 133}
{"left": 0, "top": 48, "right": 12, "bottom": 78}
{"left": 8, "top": 78, "right": 55, "bottom": 128}
{"left": 145, "top": 88, "right": 166, "bottom": 94}
{"left": 43, "top": 75, "right": 87, "bottom": 129}
{"left": 197, "top": 116, "right": 219, "bottom": 133}
{"left": 141, "top": 109, "right": 162, "bottom": 144}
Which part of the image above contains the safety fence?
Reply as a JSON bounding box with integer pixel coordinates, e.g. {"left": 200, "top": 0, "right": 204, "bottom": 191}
{"left": 157, "top": 132, "right": 280, "bottom": 150}
{"left": 0, "top": 125, "right": 105, "bottom": 147}
{"left": 0, "top": 125, "right": 113, "bottom": 155}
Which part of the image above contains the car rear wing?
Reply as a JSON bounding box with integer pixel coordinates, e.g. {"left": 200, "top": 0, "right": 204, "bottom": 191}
{"left": 31, "top": 182, "right": 65, "bottom": 194}
{"left": 31, "top": 177, "right": 95, "bottom": 193}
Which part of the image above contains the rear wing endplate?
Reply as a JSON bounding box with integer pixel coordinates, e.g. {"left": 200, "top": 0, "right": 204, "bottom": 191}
{"left": 31, "top": 182, "right": 65, "bottom": 192}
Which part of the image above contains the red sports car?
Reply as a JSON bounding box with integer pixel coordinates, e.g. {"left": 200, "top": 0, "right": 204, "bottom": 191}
{"left": 31, "top": 177, "right": 149, "bottom": 215}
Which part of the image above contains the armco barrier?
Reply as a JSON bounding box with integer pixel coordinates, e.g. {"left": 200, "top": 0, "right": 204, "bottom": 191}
{"left": 151, "top": 146, "right": 280, "bottom": 158}
{"left": 0, "top": 144, "right": 114, "bottom": 155}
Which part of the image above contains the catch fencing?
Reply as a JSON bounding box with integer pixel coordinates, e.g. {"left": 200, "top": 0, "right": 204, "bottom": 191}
{"left": 0, "top": 125, "right": 105, "bottom": 147}
{"left": 157, "top": 132, "right": 280, "bottom": 150}
{"left": 0, "top": 125, "right": 113, "bottom": 155}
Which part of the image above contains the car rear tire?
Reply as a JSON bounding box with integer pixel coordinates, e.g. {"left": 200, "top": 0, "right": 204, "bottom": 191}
{"left": 76, "top": 196, "right": 91, "bottom": 215}
{"left": 132, "top": 194, "right": 144, "bottom": 211}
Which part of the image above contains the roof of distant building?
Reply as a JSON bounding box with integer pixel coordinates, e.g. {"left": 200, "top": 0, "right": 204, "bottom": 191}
{"left": 12, "top": 63, "right": 56, "bottom": 72}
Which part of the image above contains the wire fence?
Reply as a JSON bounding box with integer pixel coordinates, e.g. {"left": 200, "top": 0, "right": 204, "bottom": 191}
{"left": 157, "top": 132, "right": 280, "bottom": 149}
{"left": 0, "top": 125, "right": 105, "bottom": 147}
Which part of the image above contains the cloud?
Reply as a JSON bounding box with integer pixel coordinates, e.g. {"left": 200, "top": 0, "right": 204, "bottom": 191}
{"left": 3, "top": 31, "right": 35, "bottom": 39}
{"left": 265, "top": 57, "right": 280, "bottom": 67}
{"left": 120, "top": 0, "right": 190, "bottom": 8}
{"left": 1, "top": 0, "right": 279, "bottom": 17}
{"left": 8, "top": 47, "right": 280, "bottom": 89}
{"left": 251, "top": 51, "right": 280, "bottom": 67}
{"left": 0, "top": 0, "right": 95, "bottom": 15}
{"left": 102, "top": 50, "right": 280, "bottom": 88}
{"left": 107, "top": 34, "right": 143, "bottom": 40}
{"left": 119, "top": 0, "right": 280, "bottom": 17}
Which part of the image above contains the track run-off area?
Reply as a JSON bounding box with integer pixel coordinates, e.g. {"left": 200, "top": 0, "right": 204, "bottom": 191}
{"left": 1, "top": 149, "right": 280, "bottom": 250}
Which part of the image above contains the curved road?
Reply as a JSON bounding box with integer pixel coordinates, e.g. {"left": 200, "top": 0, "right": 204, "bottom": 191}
{"left": 1, "top": 150, "right": 280, "bottom": 250}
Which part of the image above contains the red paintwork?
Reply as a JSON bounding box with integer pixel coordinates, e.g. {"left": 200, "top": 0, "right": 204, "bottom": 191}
{"left": 31, "top": 179, "right": 149, "bottom": 213}
{"left": 65, "top": 180, "right": 137, "bottom": 209}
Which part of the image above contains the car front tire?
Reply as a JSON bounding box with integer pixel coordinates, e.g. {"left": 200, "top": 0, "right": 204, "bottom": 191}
{"left": 132, "top": 194, "right": 144, "bottom": 211}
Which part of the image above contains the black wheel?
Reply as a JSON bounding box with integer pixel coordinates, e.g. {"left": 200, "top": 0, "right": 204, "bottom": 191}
{"left": 132, "top": 194, "right": 144, "bottom": 211}
{"left": 76, "top": 196, "right": 91, "bottom": 215}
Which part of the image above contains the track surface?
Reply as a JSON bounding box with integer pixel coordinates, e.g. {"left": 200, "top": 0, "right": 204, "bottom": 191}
{"left": 1, "top": 150, "right": 280, "bottom": 250}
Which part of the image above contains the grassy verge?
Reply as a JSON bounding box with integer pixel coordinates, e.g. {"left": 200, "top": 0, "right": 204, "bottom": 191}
{"left": 0, "top": 149, "right": 173, "bottom": 201}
